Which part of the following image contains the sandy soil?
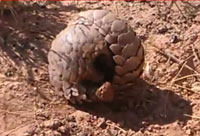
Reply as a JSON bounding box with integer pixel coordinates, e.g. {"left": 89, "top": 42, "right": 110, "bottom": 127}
{"left": 0, "top": 1, "right": 200, "bottom": 136}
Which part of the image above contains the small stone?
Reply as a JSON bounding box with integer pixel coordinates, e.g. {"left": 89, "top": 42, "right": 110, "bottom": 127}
{"left": 173, "top": 121, "right": 179, "bottom": 127}
{"left": 58, "top": 126, "right": 68, "bottom": 133}
{"left": 33, "top": 87, "right": 38, "bottom": 91}
{"left": 24, "top": 125, "right": 37, "bottom": 136}
{"left": 170, "top": 34, "right": 179, "bottom": 43}
{"left": 106, "top": 128, "right": 118, "bottom": 136}
{"left": 186, "top": 129, "right": 192, "bottom": 135}
{"left": 43, "top": 120, "right": 52, "bottom": 128}
{"left": 67, "top": 115, "right": 76, "bottom": 122}
{"left": 158, "top": 26, "right": 168, "bottom": 33}
{"left": 191, "top": 82, "right": 200, "bottom": 92}
{"left": 97, "top": 118, "right": 106, "bottom": 128}
{"left": 141, "top": 121, "right": 149, "bottom": 126}
{"left": 149, "top": 2, "right": 156, "bottom": 7}
{"left": 43, "top": 119, "right": 62, "bottom": 129}
{"left": 52, "top": 120, "right": 62, "bottom": 129}
{"left": 182, "top": 126, "right": 187, "bottom": 130}
{"left": 5, "top": 71, "right": 13, "bottom": 77}
{"left": 93, "top": 115, "right": 97, "bottom": 120}
{"left": 29, "top": 43, "right": 38, "bottom": 50}
{"left": 23, "top": 133, "right": 30, "bottom": 136}
{"left": 147, "top": 126, "right": 153, "bottom": 132}
{"left": 128, "top": 16, "right": 133, "bottom": 20}
{"left": 154, "top": 124, "right": 161, "bottom": 129}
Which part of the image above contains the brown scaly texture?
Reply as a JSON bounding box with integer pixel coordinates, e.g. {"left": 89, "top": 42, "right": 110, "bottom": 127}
{"left": 48, "top": 10, "right": 144, "bottom": 104}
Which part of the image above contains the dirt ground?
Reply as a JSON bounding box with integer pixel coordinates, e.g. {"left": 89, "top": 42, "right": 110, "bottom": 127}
{"left": 0, "top": 1, "right": 200, "bottom": 136}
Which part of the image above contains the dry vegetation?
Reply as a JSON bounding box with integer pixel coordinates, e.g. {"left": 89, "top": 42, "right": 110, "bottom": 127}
{"left": 0, "top": 1, "right": 200, "bottom": 136}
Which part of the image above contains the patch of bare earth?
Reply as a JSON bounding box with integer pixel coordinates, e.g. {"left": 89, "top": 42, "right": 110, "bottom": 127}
{"left": 0, "top": 1, "right": 200, "bottom": 136}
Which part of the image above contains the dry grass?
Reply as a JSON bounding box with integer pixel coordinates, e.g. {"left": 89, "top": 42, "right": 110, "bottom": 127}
{"left": 0, "top": 0, "right": 20, "bottom": 21}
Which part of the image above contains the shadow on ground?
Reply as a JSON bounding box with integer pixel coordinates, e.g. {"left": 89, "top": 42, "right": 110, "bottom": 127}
{"left": 0, "top": 2, "right": 86, "bottom": 81}
{"left": 75, "top": 79, "right": 192, "bottom": 131}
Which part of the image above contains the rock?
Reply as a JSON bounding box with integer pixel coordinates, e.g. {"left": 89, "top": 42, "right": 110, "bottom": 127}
{"left": 58, "top": 126, "right": 68, "bottom": 134}
{"left": 170, "top": 34, "right": 179, "bottom": 43}
{"left": 43, "top": 119, "right": 62, "bottom": 129}
{"left": 157, "top": 26, "right": 168, "bottom": 33}
{"left": 186, "top": 129, "right": 192, "bottom": 135}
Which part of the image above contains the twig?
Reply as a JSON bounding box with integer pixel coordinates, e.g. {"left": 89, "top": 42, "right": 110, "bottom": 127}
{"left": 158, "top": 50, "right": 180, "bottom": 64}
{"left": 174, "top": 84, "right": 191, "bottom": 91}
{"left": 163, "top": 90, "right": 169, "bottom": 119}
{"left": 181, "top": 1, "right": 200, "bottom": 11}
{"left": 170, "top": 61, "right": 187, "bottom": 87}
{"left": 0, "top": 5, "right": 18, "bottom": 23}
{"left": 9, "top": 7, "right": 18, "bottom": 23}
{"left": 155, "top": 1, "right": 161, "bottom": 15}
{"left": 174, "top": 1, "right": 187, "bottom": 19}
{"left": 113, "top": 1, "right": 119, "bottom": 17}
{"left": 174, "top": 84, "right": 200, "bottom": 94}
{"left": 174, "top": 74, "right": 200, "bottom": 82}
{"left": 106, "top": 122, "right": 127, "bottom": 133}
{"left": 0, "top": 109, "right": 34, "bottom": 117}
{"left": 168, "top": 0, "right": 175, "bottom": 10}
{"left": 0, "top": 121, "right": 35, "bottom": 136}
{"left": 171, "top": 54, "right": 198, "bottom": 83}
{"left": 191, "top": 43, "right": 200, "bottom": 64}
{"left": 184, "top": 114, "right": 200, "bottom": 120}
{"left": 152, "top": 45, "right": 199, "bottom": 74}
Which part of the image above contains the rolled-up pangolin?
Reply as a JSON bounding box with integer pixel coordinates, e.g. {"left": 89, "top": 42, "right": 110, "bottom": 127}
{"left": 48, "top": 10, "right": 144, "bottom": 104}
